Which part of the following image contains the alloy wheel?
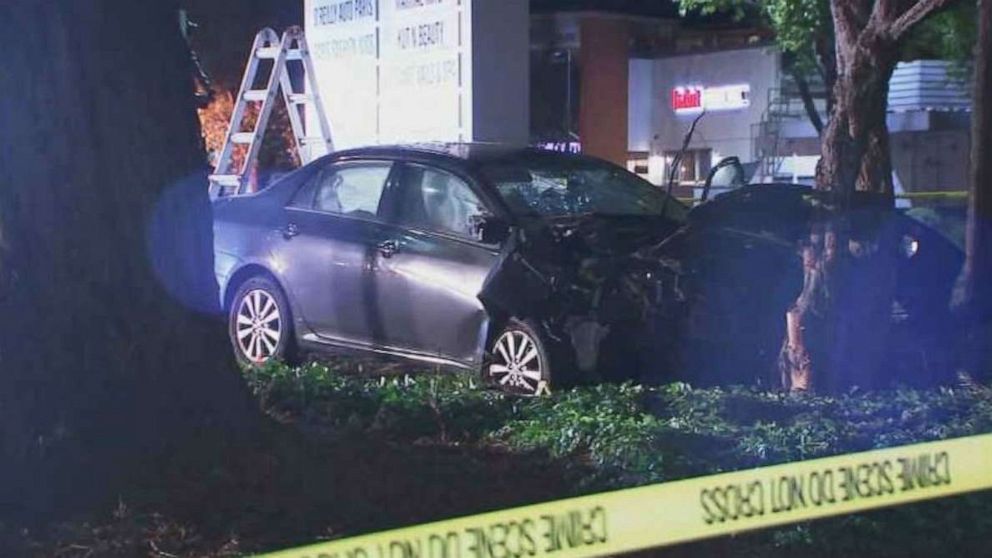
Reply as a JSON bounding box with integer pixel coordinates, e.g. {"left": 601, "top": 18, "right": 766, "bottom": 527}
{"left": 235, "top": 289, "right": 282, "bottom": 363}
{"left": 488, "top": 329, "right": 548, "bottom": 396}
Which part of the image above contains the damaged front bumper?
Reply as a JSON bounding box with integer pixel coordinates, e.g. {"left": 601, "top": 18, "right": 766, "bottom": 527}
{"left": 478, "top": 212, "right": 690, "bottom": 384}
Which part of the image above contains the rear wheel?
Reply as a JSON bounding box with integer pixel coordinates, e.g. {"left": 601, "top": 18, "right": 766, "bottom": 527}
{"left": 485, "top": 320, "right": 552, "bottom": 396}
{"left": 228, "top": 276, "right": 296, "bottom": 366}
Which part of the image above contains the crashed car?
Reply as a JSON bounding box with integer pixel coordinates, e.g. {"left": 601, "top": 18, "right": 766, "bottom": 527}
{"left": 214, "top": 144, "right": 961, "bottom": 395}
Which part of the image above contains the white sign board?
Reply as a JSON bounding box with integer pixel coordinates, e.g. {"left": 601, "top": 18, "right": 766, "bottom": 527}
{"left": 703, "top": 84, "right": 751, "bottom": 111}
{"left": 305, "top": 0, "right": 473, "bottom": 152}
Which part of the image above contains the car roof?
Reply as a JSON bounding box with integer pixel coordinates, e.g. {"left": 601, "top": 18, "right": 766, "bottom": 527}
{"left": 329, "top": 142, "right": 566, "bottom": 165}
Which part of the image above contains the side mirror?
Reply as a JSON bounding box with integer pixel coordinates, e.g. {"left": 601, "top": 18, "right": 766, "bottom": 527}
{"left": 472, "top": 214, "right": 511, "bottom": 244}
{"left": 702, "top": 156, "right": 745, "bottom": 203}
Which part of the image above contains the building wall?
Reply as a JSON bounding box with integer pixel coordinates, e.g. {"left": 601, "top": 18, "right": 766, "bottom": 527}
{"left": 530, "top": 11, "right": 673, "bottom": 150}
{"left": 889, "top": 60, "right": 972, "bottom": 112}
{"left": 628, "top": 58, "right": 654, "bottom": 152}
{"left": 578, "top": 16, "right": 630, "bottom": 165}
{"left": 472, "top": 0, "right": 530, "bottom": 144}
{"left": 528, "top": 15, "right": 579, "bottom": 144}
{"left": 891, "top": 129, "right": 971, "bottom": 193}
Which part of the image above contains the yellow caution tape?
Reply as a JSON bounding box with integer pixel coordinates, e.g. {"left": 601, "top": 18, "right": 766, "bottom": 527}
{"left": 895, "top": 190, "right": 968, "bottom": 199}
{"left": 676, "top": 190, "right": 968, "bottom": 204}
{"left": 260, "top": 433, "right": 992, "bottom": 558}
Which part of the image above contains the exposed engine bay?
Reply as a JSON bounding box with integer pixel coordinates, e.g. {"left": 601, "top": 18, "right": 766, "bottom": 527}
{"left": 480, "top": 184, "right": 962, "bottom": 388}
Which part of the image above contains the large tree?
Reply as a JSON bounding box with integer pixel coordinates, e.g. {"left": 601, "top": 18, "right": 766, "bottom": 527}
{"left": 782, "top": 1, "right": 960, "bottom": 391}
{"left": 817, "top": 0, "right": 956, "bottom": 195}
{"left": 958, "top": 0, "right": 992, "bottom": 377}
{"left": 0, "top": 0, "right": 258, "bottom": 518}
{"left": 681, "top": 1, "right": 960, "bottom": 391}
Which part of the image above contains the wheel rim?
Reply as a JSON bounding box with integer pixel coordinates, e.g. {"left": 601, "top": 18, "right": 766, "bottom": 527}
{"left": 235, "top": 289, "right": 281, "bottom": 363}
{"left": 488, "top": 330, "right": 546, "bottom": 395}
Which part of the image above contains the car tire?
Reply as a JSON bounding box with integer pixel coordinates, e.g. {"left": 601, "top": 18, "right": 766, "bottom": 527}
{"left": 484, "top": 319, "right": 554, "bottom": 396}
{"left": 228, "top": 275, "right": 297, "bottom": 367}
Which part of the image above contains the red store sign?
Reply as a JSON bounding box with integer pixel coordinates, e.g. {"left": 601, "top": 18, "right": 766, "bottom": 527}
{"left": 671, "top": 87, "right": 703, "bottom": 112}
{"left": 670, "top": 84, "right": 751, "bottom": 113}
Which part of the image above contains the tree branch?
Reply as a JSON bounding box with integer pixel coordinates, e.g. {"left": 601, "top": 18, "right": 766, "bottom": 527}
{"left": 663, "top": 110, "right": 706, "bottom": 214}
{"left": 889, "top": 0, "right": 957, "bottom": 41}
{"left": 868, "top": 0, "right": 907, "bottom": 33}
{"left": 792, "top": 68, "right": 825, "bottom": 135}
{"left": 831, "top": 0, "right": 873, "bottom": 69}
{"left": 832, "top": 0, "right": 864, "bottom": 50}
{"left": 813, "top": 32, "right": 838, "bottom": 115}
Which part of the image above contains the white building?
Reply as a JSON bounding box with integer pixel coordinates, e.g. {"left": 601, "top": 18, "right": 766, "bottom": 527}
{"left": 628, "top": 48, "right": 972, "bottom": 195}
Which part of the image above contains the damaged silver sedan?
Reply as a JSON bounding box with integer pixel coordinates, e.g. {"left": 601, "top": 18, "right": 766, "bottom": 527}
{"left": 214, "top": 144, "right": 959, "bottom": 395}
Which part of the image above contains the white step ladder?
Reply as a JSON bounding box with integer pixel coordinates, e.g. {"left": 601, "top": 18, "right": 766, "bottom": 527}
{"left": 209, "top": 26, "right": 334, "bottom": 197}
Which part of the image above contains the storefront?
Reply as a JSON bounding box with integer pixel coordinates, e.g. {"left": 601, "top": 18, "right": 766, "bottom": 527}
{"left": 628, "top": 49, "right": 972, "bottom": 195}
{"left": 629, "top": 46, "right": 787, "bottom": 189}
{"left": 301, "top": 1, "right": 971, "bottom": 197}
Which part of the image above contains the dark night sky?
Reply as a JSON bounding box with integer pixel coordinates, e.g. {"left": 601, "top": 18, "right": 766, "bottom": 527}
{"left": 183, "top": 0, "right": 304, "bottom": 88}
{"left": 531, "top": 0, "right": 681, "bottom": 17}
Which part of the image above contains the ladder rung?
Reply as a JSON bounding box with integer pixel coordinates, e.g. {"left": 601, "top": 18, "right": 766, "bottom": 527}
{"left": 287, "top": 93, "right": 314, "bottom": 104}
{"left": 231, "top": 132, "right": 255, "bottom": 144}
{"left": 255, "top": 47, "right": 303, "bottom": 60}
{"left": 209, "top": 174, "right": 242, "bottom": 187}
{"left": 299, "top": 136, "right": 330, "bottom": 145}
{"left": 243, "top": 90, "right": 269, "bottom": 102}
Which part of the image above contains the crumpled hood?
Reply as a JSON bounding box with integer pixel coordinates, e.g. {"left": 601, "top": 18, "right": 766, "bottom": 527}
{"left": 476, "top": 183, "right": 963, "bottom": 387}
{"left": 478, "top": 213, "right": 685, "bottom": 318}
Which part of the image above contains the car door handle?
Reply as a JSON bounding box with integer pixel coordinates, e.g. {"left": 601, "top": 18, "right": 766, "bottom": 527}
{"left": 282, "top": 223, "right": 300, "bottom": 239}
{"left": 377, "top": 239, "right": 399, "bottom": 258}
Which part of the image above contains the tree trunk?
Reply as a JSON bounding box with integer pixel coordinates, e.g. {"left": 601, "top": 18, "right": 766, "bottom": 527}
{"left": 780, "top": 0, "right": 943, "bottom": 392}
{"left": 0, "top": 0, "right": 258, "bottom": 519}
{"left": 959, "top": 0, "right": 992, "bottom": 378}
{"left": 816, "top": 38, "right": 898, "bottom": 196}
{"left": 779, "top": 207, "right": 899, "bottom": 393}
{"left": 780, "top": 228, "right": 837, "bottom": 391}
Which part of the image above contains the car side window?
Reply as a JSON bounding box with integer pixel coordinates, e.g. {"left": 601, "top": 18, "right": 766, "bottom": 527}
{"left": 396, "top": 164, "right": 486, "bottom": 239}
{"left": 292, "top": 162, "right": 393, "bottom": 219}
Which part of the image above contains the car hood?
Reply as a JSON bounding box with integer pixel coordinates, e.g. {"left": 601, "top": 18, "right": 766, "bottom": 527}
{"left": 479, "top": 185, "right": 816, "bottom": 321}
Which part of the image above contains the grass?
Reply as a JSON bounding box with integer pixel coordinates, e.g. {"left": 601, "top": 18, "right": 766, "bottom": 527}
{"left": 5, "top": 360, "right": 991, "bottom": 557}
{"left": 248, "top": 361, "right": 992, "bottom": 480}
{"left": 243, "top": 360, "right": 992, "bottom": 557}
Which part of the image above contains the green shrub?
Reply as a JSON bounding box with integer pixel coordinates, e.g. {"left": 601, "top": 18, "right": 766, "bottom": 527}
{"left": 243, "top": 361, "right": 992, "bottom": 556}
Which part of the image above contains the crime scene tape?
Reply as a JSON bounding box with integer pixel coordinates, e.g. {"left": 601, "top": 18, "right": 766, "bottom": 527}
{"left": 260, "top": 433, "right": 992, "bottom": 558}
{"left": 678, "top": 190, "right": 968, "bottom": 204}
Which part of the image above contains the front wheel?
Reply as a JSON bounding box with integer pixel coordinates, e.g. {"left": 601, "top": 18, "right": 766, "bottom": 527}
{"left": 485, "top": 320, "right": 553, "bottom": 396}
{"left": 229, "top": 276, "right": 296, "bottom": 366}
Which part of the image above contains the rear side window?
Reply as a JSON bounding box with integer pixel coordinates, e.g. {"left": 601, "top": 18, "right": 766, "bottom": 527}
{"left": 394, "top": 164, "right": 487, "bottom": 239}
{"left": 291, "top": 161, "right": 393, "bottom": 219}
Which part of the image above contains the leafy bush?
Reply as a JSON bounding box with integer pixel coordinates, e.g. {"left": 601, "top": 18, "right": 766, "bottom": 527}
{"left": 244, "top": 361, "right": 992, "bottom": 557}
{"left": 245, "top": 361, "right": 992, "bottom": 482}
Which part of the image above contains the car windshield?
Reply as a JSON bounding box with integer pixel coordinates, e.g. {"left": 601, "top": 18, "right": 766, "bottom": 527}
{"left": 480, "top": 152, "right": 687, "bottom": 221}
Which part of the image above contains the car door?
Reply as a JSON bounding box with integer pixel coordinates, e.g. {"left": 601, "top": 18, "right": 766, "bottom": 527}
{"left": 372, "top": 162, "right": 501, "bottom": 365}
{"left": 279, "top": 159, "right": 397, "bottom": 346}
